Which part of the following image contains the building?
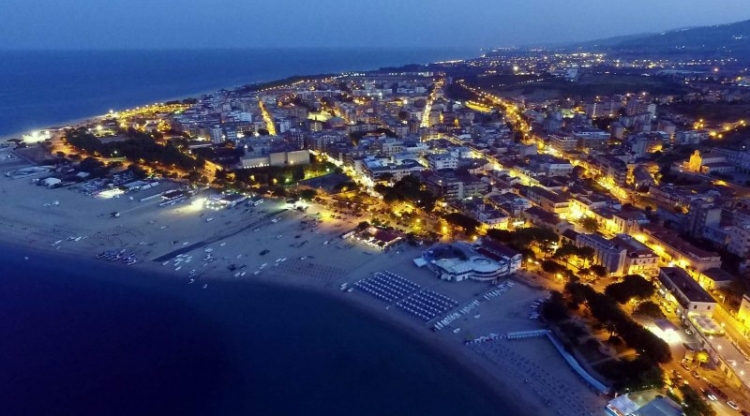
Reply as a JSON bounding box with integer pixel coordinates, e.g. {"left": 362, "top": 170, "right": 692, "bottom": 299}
{"left": 612, "top": 210, "right": 650, "bottom": 235}
{"left": 205, "top": 192, "right": 248, "bottom": 210}
{"left": 606, "top": 390, "right": 682, "bottom": 416}
{"left": 362, "top": 157, "right": 424, "bottom": 182}
{"left": 657, "top": 267, "right": 716, "bottom": 317}
{"left": 548, "top": 133, "right": 577, "bottom": 153}
{"left": 209, "top": 125, "right": 224, "bottom": 144}
{"left": 695, "top": 268, "right": 735, "bottom": 290}
{"left": 728, "top": 223, "right": 750, "bottom": 258}
{"left": 522, "top": 206, "right": 574, "bottom": 235}
{"left": 641, "top": 225, "right": 722, "bottom": 273}
{"left": 574, "top": 233, "right": 659, "bottom": 277}
{"left": 617, "top": 234, "right": 660, "bottom": 278}
{"left": 421, "top": 169, "right": 489, "bottom": 202}
{"left": 686, "top": 200, "right": 722, "bottom": 238}
{"left": 737, "top": 295, "right": 750, "bottom": 329}
{"left": 476, "top": 238, "right": 522, "bottom": 274}
{"left": 421, "top": 242, "right": 511, "bottom": 282}
{"left": 240, "top": 150, "right": 310, "bottom": 169}
{"left": 576, "top": 233, "right": 627, "bottom": 275}
{"left": 522, "top": 186, "right": 570, "bottom": 215}
{"left": 426, "top": 153, "right": 458, "bottom": 171}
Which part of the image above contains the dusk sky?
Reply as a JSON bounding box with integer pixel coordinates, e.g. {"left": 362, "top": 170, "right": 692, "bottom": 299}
{"left": 1, "top": 0, "right": 748, "bottom": 50}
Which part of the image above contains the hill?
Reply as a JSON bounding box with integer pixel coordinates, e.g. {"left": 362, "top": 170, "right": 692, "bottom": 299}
{"left": 565, "top": 19, "right": 750, "bottom": 62}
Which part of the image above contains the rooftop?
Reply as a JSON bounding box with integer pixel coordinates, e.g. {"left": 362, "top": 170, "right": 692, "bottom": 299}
{"left": 643, "top": 224, "right": 720, "bottom": 260}
{"left": 658, "top": 267, "right": 715, "bottom": 304}
{"left": 700, "top": 267, "right": 736, "bottom": 283}
{"left": 524, "top": 206, "right": 561, "bottom": 225}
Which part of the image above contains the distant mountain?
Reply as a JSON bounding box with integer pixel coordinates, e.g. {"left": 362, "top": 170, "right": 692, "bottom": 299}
{"left": 564, "top": 19, "right": 750, "bottom": 61}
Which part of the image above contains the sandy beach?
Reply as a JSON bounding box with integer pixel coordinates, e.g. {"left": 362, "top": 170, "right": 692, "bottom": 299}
{"left": 0, "top": 155, "right": 606, "bottom": 415}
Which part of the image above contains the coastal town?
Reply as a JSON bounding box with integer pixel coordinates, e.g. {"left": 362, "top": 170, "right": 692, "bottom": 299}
{"left": 5, "top": 40, "right": 750, "bottom": 416}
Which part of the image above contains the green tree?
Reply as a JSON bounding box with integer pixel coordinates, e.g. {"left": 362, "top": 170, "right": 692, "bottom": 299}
{"left": 679, "top": 385, "right": 716, "bottom": 416}
{"left": 299, "top": 189, "right": 317, "bottom": 201}
{"left": 578, "top": 246, "right": 595, "bottom": 268}
{"left": 541, "top": 260, "right": 566, "bottom": 274}
{"left": 541, "top": 291, "right": 569, "bottom": 322}
{"left": 635, "top": 301, "right": 664, "bottom": 318}
{"left": 581, "top": 217, "right": 599, "bottom": 232}
{"left": 292, "top": 165, "right": 305, "bottom": 181}
{"left": 590, "top": 265, "right": 607, "bottom": 277}
{"left": 443, "top": 213, "right": 481, "bottom": 235}
{"left": 605, "top": 275, "right": 655, "bottom": 304}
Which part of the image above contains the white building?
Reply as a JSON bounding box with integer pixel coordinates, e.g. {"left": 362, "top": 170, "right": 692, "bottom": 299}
{"left": 422, "top": 242, "right": 514, "bottom": 282}
{"left": 658, "top": 267, "right": 716, "bottom": 317}
{"left": 426, "top": 153, "right": 458, "bottom": 171}
{"left": 209, "top": 125, "right": 224, "bottom": 144}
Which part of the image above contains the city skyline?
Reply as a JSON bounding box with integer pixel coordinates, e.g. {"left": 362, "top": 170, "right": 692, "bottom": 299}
{"left": 0, "top": 0, "right": 748, "bottom": 50}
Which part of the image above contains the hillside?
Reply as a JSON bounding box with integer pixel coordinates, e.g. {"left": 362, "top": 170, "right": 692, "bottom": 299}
{"left": 566, "top": 19, "right": 750, "bottom": 61}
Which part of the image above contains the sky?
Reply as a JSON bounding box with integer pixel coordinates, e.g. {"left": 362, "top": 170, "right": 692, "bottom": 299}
{"left": 1, "top": 0, "right": 748, "bottom": 50}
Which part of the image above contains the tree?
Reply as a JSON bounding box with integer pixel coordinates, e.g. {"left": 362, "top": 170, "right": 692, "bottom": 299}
{"left": 443, "top": 213, "right": 481, "bottom": 235}
{"left": 635, "top": 301, "right": 664, "bottom": 318}
{"left": 565, "top": 282, "right": 588, "bottom": 305}
{"left": 78, "top": 157, "right": 108, "bottom": 178}
{"left": 541, "top": 291, "right": 569, "bottom": 322}
{"left": 356, "top": 221, "right": 370, "bottom": 232}
{"left": 695, "top": 351, "right": 710, "bottom": 368}
{"left": 299, "top": 189, "right": 317, "bottom": 201}
{"left": 581, "top": 217, "right": 599, "bottom": 233}
{"left": 541, "top": 260, "right": 566, "bottom": 275}
{"left": 590, "top": 265, "right": 607, "bottom": 277}
{"left": 292, "top": 165, "right": 305, "bottom": 181}
{"left": 605, "top": 275, "right": 655, "bottom": 304}
{"left": 567, "top": 282, "right": 671, "bottom": 364}
{"left": 679, "top": 385, "right": 716, "bottom": 416}
{"left": 553, "top": 243, "right": 579, "bottom": 264}
{"left": 578, "top": 246, "right": 595, "bottom": 268}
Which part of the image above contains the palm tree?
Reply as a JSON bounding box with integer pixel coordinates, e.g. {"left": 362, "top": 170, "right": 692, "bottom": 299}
{"left": 695, "top": 350, "right": 710, "bottom": 369}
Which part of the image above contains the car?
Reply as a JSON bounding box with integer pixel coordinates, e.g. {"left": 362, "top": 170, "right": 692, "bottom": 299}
{"left": 691, "top": 370, "right": 700, "bottom": 378}
{"left": 685, "top": 329, "right": 693, "bottom": 336}
{"left": 680, "top": 361, "right": 690, "bottom": 370}
{"left": 259, "top": 249, "right": 270, "bottom": 256}
{"left": 700, "top": 388, "right": 717, "bottom": 401}
{"left": 713, "top": 388, "right": 728, "bottom": 400}
{"left": 727, "top": 400, "right": 740, "bottom": 410}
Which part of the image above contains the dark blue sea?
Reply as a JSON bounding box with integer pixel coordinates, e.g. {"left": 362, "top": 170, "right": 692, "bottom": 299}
{"left": 0, "top": 48, "right": 474, "bottom": 137}
{"left": 0, "top": 244, "right": 514, "bottom": 416}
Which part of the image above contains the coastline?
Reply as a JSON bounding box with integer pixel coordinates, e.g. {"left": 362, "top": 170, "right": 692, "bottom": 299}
{"left": 0, "top": 231, "right": 541, "bottom": 415}
{"left": 0, "top": 86, "right": 218, "bottom": 142}
{"left": 0, "top": 171, "right": 605, "bottom": 415}
{"left": 0, "top": 47, "right": 476, "bottom": 141}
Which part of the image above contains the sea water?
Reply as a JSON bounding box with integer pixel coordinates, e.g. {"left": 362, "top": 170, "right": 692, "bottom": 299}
{"left": 0, "top": 244, "right": 515, "bottom": 415}
{"left": 0, "top": 48, "right": 475, "bottom": 137}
